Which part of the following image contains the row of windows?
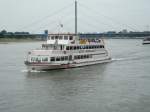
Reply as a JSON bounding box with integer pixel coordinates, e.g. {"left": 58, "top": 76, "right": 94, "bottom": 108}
{"left": 30, "top": 54, "right": 93, "bottom": 62}
{"left": 48, "top": 36, "right": 73, "bottom": 40}
{"left": 74, "top": 55, "right": 92, "bottom": 60}
{"left": 50, "top": 56, "right": 69, "bottom": 61}
{"left": 31, "top": 57, "right": 48, "bottom": 62}
{"left": 42, "top": 44, "right": 64, "bottom": 50}
{"left": 31, "top": 56, "right": 69, "bottom": 62}
{"left": 66, "top": 45, "right": 104, "bottom": 50}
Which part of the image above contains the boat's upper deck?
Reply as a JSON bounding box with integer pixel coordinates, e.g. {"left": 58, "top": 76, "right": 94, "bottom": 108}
{"left": 46, "top": 33, "right": 104, "bottom": 45}
{"left": 28, "top": 34, "right": 106, "bottom": 56}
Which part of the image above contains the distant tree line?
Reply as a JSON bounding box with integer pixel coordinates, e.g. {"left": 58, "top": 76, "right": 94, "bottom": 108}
{"left": 0, "top": 30, "right": 39, "bottom": 39}
{"left": 0, "top": 30, "right": 29, "bottom": 35}
{"left": 1, "top": 29, "right": 150, "bottom": 39}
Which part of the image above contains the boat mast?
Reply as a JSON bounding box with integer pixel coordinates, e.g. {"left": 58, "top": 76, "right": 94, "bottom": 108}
{"left": 75, "top": 0, "right": 77, "bottom": 36}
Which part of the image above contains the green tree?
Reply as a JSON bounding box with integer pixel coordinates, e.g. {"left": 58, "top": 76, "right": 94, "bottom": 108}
{"left": 1, "top": 30, "right": 7, "bottom": 34}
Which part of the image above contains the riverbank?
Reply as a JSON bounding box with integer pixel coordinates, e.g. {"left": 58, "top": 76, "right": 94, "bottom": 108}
{"left": 0, "top": 38, "right": 44, "bottom": 44}
{"left": 0, "top": 37, "right": 143, "bottom": 44}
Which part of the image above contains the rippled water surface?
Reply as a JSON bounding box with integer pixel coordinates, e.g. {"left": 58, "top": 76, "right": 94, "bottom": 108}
{"left": 0, "top": 39, "right": 150, "bottom": 112}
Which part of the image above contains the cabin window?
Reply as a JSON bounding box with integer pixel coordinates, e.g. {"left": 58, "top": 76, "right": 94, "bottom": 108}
{"left": 74, "top": 55, "right": 91, "bottom": 60}
{"left": 51, "top": 36, "right": 55, "bottom": 40}
{"left": 69, "top": 36, "right": 73, "bottom": 40}
{"left": 64, "top": 36, "right": 68, "bottom": 40}
{"left": 66, "top": 46, "right": 69, "bottom": 50}
{"left": 82, "top": 46, "right": 85, "bottom": 49}
{"left": 99, "top": 45, "right": 104, "bottom": 48}
{"left": 70, "top": 46, "right": 73, "bottom": 50}
{"left": 78, "top": 55, "right": 80, "bottom": 59}
{"left": 74, "top": 56, "right": 77, "bottom": 59}
{"left": 77, "top": 46, "right": 80, "bottom": 50}
{"left": 79, "top": 46, "right": 82, "bottom": 49}
{"left": 56, "top": 57, "right": 60, "bottom": 61}
{"left": 55, "top": 36, "right": 58, "bottom": 39}
{"left": 89, "top": 55, "right": 92, "bottom": 58}
{"left": 76, "top": 46, "right": 78, "bottom": 50}
{"left": 74, "top": 55, "right": 79, "bottom": 59}
{"left": 51, "top": 57, "right": 55, "bottom": 61}
{"left": 81, "top": 55, "right": 83, "bottom": 59}
{"left": 65, "top": 56, "right": 68, "bottom": 60}
{"left": 36, "top": 57, "right": 41, "bottom": 62}
{"left": 87, "top": 55, "right": 90, "bottom": 58}
{"left": 69, "top": 55, "right": 72, "bottom": 61}
{"left": 31, "top": 57, "right": 36, "bottom": 62}
{"left": 42, "top": 57, "right": 48, "bottom": 62}
{"left": 88, "top": 46, "right": 91, "bottom": 49}
{"left": 59, "top": 36, "right": 63, "bottom": 40}
{"left": 42, "top": 44, "right": 45, "bottom": 48}
{"left": 74, "top": 46, "right": 77, "bottom": 50}
{"left": 61, "top": 57, "right": 65, "bottom": 61}
{"left": 86, "top": 46, "right": 89, "bottom": 49}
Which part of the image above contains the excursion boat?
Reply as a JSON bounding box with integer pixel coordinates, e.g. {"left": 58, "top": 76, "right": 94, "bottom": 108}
{"left": 24, "top": 34, "right": 111, "bottom": 71}
{"left": 24, "top": 1, "right": 111, "bottom": 71}
{"left": 143, "top": 37, "right": 150, "bottom": 44}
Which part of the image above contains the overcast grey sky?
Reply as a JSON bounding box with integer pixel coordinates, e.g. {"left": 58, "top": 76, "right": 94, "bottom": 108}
{"left": 0, "top": 0, "right": 150, "bottom": 33}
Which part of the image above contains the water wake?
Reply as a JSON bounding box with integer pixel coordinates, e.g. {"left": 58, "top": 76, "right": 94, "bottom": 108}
{"left": 112, "top": 58, "right": 126, "bottom": 61}
{"left": 112, "top": 55, "right": 150, "bottom": 62}
{"left": 21, "top": 69, "right": 46, "bottom": 73}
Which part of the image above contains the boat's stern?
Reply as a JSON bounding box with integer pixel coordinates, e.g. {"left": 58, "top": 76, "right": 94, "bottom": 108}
{"left": 24, "top": 49, "right": 70, "bottom": 71}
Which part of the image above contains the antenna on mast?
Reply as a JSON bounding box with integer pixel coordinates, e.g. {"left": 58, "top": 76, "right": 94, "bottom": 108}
{"left": 75, "top": 0, "right": 78, "bottom": 35}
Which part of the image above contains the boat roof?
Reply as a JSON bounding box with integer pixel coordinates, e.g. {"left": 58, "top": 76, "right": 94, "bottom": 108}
{"left": 48, "top": 33, "right": 76, "bottom": 36}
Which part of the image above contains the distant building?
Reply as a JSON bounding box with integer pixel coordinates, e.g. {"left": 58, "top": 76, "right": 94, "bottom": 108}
{"left": 14, "top": 32, "right": 30, "bottom": 35}
{"left": 122, "top": 29, "right": 128, "bottom": 33}
{"left": 107, "top": 31, "right": 116, "bottom": 34}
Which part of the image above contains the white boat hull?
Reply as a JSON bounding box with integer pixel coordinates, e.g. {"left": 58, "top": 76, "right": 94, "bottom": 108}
{"left": 25, "top": 57, "right": 111, "bottom": 71}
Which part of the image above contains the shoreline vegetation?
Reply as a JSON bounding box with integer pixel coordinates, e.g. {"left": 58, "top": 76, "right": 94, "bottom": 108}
{"left": 0, "top": 37, "right": 143, "bottom": 44}
{"left": 0, "top": 38, "right": 44, "bottom": 44}
{"left": 0, "top": 30, "right": 150, "bottom": 44}
{"left": 0, "top": 30, "right": 46, "bottom": 44}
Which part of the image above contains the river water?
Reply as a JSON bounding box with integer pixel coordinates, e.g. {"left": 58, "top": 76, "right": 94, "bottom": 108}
{"left": 0, "top": 39, "right": 150, "bottom": 112}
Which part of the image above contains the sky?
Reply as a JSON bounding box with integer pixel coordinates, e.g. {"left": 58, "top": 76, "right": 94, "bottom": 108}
{"left": 0, "top": 0, "right": 150, "bottom": 33}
